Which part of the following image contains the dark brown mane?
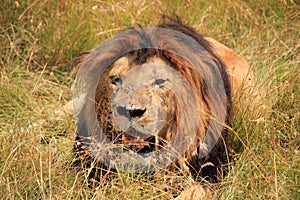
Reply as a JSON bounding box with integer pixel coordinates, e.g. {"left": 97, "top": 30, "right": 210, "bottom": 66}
{"left": 158, "top": 18, "right": 231, "bottom": 110}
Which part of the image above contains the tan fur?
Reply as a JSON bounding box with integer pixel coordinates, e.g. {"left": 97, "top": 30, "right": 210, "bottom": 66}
{"left": 205, "top": 37, "right": 259, "bottom": 101}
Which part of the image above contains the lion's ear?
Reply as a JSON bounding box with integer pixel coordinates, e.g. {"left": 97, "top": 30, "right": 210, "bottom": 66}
{"left": 73, "top": 51, "right": 91, "bottom": 68}
{"left": 71, "top": 51, "right": 92, "bottom": 77}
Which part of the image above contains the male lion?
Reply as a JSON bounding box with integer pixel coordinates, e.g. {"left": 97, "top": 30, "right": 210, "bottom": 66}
{"left": 67, "top": 18, "right": 258, "bottom": 187}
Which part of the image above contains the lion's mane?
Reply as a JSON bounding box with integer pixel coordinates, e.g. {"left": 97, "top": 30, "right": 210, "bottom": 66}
{"left": 73, "top": 18, "right": 241, "bottom": 183}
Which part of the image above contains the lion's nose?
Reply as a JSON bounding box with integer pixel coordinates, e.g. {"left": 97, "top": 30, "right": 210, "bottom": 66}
{"left": 117, "top": 106, "right": 146, "bottom": 119}
{"left": 128, "top": 108, "right": 146, "bottom": 118}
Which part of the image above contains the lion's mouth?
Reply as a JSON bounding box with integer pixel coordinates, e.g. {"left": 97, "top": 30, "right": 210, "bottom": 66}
{"left": 120, "top": 127, "right": 156, "bottom": 154}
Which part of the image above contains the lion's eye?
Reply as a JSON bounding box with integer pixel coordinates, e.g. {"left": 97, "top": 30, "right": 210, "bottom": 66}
{"left": 153, "top": 79, "right": 166, "bottom": 85}
{"left": 110, "top": 76, "right": 122, "bottom": 86}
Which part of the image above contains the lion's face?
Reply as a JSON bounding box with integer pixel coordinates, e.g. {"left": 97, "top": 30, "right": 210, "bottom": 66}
{"left": 95, "top": 55, "right": 179, "bottom": 153}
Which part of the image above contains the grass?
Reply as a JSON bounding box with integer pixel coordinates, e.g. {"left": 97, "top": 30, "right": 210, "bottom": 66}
{"left": 0, "top": 0, "right": 299, "bottom": 199}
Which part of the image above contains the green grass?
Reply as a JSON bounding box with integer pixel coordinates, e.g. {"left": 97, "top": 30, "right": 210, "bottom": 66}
{"left": 0, "top": 0, "right": 299, "bottom": 199}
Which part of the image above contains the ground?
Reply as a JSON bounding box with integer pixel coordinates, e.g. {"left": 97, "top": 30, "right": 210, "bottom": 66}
{"left": 0, "top": 0, "right": 299, "bottom": 199}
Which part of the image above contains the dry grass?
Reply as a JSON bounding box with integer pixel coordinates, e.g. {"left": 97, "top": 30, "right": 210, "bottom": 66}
{"left": 0, "top": 0, "right": 299, "bottom": 199}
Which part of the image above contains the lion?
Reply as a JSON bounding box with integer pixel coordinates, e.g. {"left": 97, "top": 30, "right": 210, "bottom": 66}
{"left": 67, "top": 18, "right": 258, "bottom": 188}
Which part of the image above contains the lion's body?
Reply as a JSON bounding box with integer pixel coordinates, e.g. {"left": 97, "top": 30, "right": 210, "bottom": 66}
{"left": 205, "top": 37, "right": 258, "bottom": 98}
